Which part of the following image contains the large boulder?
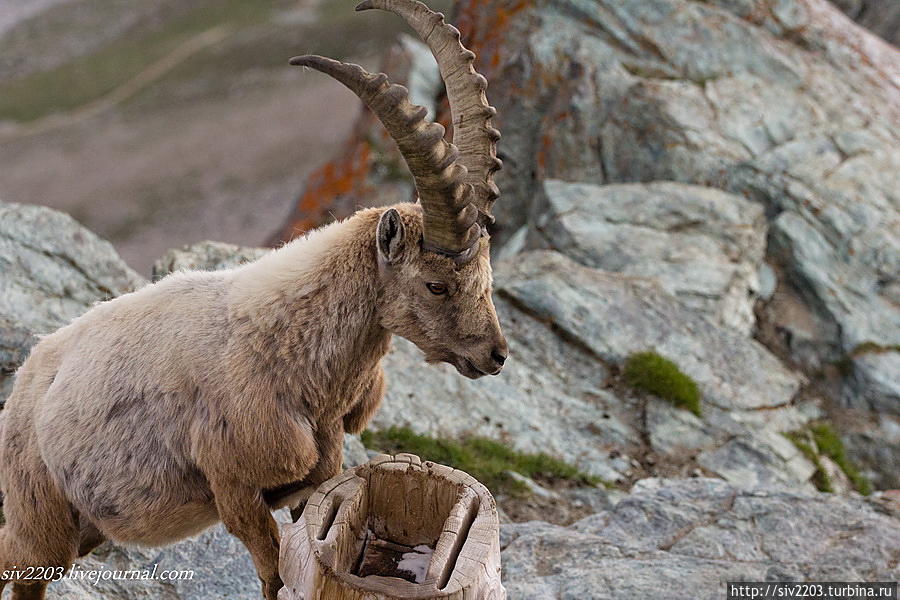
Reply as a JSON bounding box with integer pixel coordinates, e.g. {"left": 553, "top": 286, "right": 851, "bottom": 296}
{"left": 0, "top": 202, "right": 145, "bottom": 405}
{"left": 267, "top": 0, "right": 896, "bottom": 489}
{"left": 501, "top": 478, "right": 900, "bottom": 599}
{"left": 443, "top": 0, "right": 898, "bottom": 491}
{"left": 535, "top": 180, "right": 766, "bottom": 333}
{"left": 453, "top": 0, "right": 899, "bottom": 370}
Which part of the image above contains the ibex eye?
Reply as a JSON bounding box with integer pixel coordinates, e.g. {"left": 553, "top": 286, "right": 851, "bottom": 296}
{"left": 426, "top": 282, "right": 448, "bottom": 295}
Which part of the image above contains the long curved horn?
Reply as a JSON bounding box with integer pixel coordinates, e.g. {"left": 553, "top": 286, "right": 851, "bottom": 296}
{"left": 290, "top": 55, "right": 480, "bottom": 258}
{"left": 356, "top": 0, "right": 502, "bottom": 224}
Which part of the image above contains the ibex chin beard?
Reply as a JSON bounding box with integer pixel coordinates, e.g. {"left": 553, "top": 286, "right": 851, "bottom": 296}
{"left": 425, "top": 350, "right": 505, "bottom": 379}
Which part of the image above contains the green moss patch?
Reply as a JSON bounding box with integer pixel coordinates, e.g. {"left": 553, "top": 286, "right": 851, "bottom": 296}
{"left": 784, "top": 432, "right": 834, "bottom": 493}
{"left": 810, "top": 424, "right": 872, "bottom": 496}
{"left": 623, "top": 351, "right": 701, "bottom": 417}
{"left": 360, "top": 427, "right": 603, "bottom": 498}
{"left": 785, "top": 424, "right": 871, "bottom": 496}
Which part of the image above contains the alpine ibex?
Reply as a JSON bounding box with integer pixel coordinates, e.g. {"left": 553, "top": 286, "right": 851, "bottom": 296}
{"left": 0, "top": 2, "right": 507, "bottom": 598}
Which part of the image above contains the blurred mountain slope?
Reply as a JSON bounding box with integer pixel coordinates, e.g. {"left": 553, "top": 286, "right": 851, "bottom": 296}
{"left": 0, "top": 0, "right": 442, "bottom": 274}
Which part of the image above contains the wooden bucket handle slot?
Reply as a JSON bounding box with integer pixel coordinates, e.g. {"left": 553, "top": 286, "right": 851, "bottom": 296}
{"left": 316, "top": 493, "right": 345, "bottom": 541}
{"left": 437, "top": 493, "right": 481, "bottom": 590}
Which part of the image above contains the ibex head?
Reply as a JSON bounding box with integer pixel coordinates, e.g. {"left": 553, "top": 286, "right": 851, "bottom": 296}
{"left": 291, "top": 0, "right": 508, "bottom": 378}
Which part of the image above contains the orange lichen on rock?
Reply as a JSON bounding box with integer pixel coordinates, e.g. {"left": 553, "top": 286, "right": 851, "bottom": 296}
{"left": 456, "top": 0, "right": 531, "bottom": 73}
{"left": 271, "top": 141, "right": 372, "bottom": 244}
{"left": 271, "top": 38, "right": 431, "bottom": 245}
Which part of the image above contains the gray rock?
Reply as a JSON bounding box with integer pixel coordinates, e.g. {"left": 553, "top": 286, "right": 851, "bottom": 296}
{"left": 505, "top": 471, "right": 561, "bottom": 500}
{"left": 0, "top": 202, "right": 145, "bottom": 406}
{"left": 497, "top": 251, "right": 800, "bottom": 413}
{"left": 151, "top": 240, "right": 269, "bottom": 282}
{"left": 844, "top": 350, "right": 900, "bottom": 417}
{"left": 500, "top": 478, "right": 900, "bottom": 599}
{"left": 562, "top": 487, "right": 613, "bottom": 515}
{"left": 342, "top": 433, "right": 369, "bottom": 469}
{"left": 538, "top": 180, "right": 766, "bottom": 333}
{"left": 836, "top": 349, "right": 900, "bottom": 489}
{"left": 768, "top": 211, "right": 899, "bottom": 359}
{"left": 376, "top": 314, "right": 634, "bottom": 484}
{"left": 696, "top": 432, "right": 817, "bottom": 491}
{"left": 842, "top": 420, "right": 900, "bottom": 491}
{"left": 646, "top": 400, "right": 715, "bottom": 456}
{"left": 757, "top": 262, "right": 777, "bottom": 301}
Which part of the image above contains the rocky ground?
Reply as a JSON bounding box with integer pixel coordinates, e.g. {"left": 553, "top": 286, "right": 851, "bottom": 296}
{"left": 0, "top": 0, "right": 898, "bottom": 598}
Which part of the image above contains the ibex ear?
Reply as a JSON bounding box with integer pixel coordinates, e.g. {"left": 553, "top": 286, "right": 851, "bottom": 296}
{"left": 376, "top": 208, "right": 406, "bottom": 265}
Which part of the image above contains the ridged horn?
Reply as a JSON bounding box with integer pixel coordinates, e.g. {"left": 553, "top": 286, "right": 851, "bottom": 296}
{"left": 356, "top": 0, "right": 502, "bottom": 224}
{"left": 290, "top": 55, "right": 480, "bottom": 257}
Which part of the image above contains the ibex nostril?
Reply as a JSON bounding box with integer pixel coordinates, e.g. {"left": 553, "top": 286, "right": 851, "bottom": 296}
{"left": 491, "top": 349, "right": 507, "bottom": 366}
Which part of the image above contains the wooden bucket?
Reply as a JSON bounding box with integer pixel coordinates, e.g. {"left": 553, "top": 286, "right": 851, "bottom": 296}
{"left": 278, "top": 453, "right": 505, "bottom": 599}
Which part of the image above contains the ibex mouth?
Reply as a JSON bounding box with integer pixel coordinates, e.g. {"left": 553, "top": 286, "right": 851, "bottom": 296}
{"left": 456, "top": 357, "right": 489, "bottom": 380}
{"left": 425, "top": 351, "right": 501, "bottom": 379}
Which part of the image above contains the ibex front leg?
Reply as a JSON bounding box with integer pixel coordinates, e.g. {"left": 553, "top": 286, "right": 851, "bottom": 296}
{"left": 287, "top": 422, "right": 345, "bottom": 522}
{"left": 211, "top": 482, "right": 283, "bottom": 600}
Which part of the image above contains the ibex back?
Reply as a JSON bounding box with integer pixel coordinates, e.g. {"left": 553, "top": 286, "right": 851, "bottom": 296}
{"left": 0, "top": 2, "right": 507, "bottom": 599}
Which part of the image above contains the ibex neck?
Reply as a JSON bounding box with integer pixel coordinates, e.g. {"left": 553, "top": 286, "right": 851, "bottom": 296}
{"left": 227, "top": 210, "right": 388, "bottom": 393}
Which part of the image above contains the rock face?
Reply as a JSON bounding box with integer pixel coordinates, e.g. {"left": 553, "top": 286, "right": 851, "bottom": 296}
{"left": 452, "top": 0, "right": 899, "bottom": 369}
{"left": 536, "top": 180, "right": 767, "bottom": 333}
{"left": 501, "top": 478, "right": 900, "bottom": 599}
{"left": 0, "top": 202, "right": 145, "bottom": 405}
